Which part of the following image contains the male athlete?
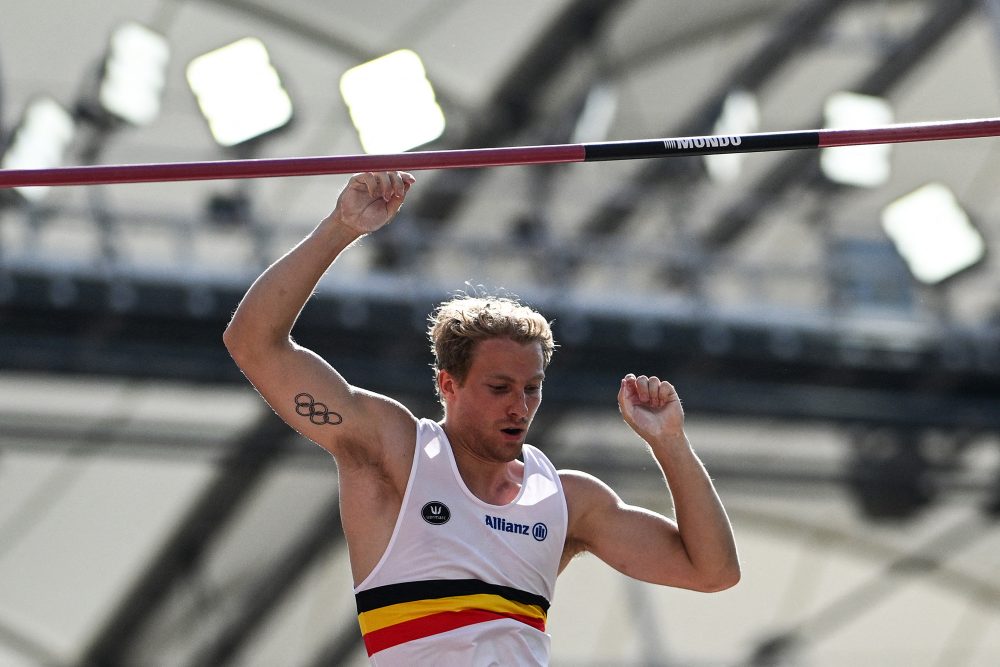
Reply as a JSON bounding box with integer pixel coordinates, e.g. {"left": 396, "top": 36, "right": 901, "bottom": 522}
{"left": 224, "top": 171, "right": 739, "bottom": 665}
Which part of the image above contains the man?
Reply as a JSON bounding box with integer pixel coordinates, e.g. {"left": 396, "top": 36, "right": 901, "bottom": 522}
{"left": 223, "top": 171, "right": 739, "bottom": 665}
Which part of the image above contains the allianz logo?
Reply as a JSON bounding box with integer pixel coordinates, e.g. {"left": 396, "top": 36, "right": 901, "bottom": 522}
{"left": 485, "top": 515, "right": 548, "bottom": 542}
{"left": 663, "top": 135, "right": 742, "bottom": 150}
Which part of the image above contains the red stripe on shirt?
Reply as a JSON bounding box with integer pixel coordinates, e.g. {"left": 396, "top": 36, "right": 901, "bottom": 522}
{"left": 362, "top": 608, "right": 546, "bottom": 656}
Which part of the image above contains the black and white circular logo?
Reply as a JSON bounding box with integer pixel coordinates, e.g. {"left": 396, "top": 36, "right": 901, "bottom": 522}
{"left": 421, "top": 501, "right": 451, "bottom": 525}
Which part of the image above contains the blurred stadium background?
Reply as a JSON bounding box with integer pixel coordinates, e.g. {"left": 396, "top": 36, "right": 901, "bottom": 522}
{"left": 2, "top": 1, "right": 1000, "bottom": 665}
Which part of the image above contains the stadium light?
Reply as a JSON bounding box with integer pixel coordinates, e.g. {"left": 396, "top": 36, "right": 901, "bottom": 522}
{"left": 881, "top": 182, "right": 985, "bottom": 285}
{"left": 705, "top": 89, "right": 760, "bottom": 183}
{"left": 1, "top": 97, "right": 76, "bottom": 202}
{"left": 97, "top": 22, "right": 170, "bottom": 127}
{"left": 339, "top": 49, "right": 445, "bottom": 154}
{"left": 571, "top": 81, "right": 618, "bottom": 143}
{"left": 821, "top": 92, "right": 893, "bottom": 187}
{"left": 186, "top": 38, "right": 293, "bottom": 147}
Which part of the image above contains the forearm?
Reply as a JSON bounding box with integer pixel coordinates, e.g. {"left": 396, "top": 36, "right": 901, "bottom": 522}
{"left": 224, "top": 215, "right": 362, "bottom": 355}
{"left": 650, "top": 433, "right": 740, "bottom": 590}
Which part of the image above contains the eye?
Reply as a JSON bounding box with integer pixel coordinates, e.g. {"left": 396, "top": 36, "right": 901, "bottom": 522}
{"left": 488, "top": 385, "right": 508, "bottom": 393}
{"left": 526, "top": 385, "right": 541, "bottom": 395}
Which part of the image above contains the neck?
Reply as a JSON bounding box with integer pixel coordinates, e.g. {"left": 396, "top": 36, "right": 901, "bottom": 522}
{"left": 442, "top": 422, "right": 524, "bottom": 505}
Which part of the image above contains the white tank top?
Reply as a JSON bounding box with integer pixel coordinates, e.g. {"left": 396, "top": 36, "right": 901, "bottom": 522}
{"left": 354, "top": 418, "right": 567, "bottom": 666}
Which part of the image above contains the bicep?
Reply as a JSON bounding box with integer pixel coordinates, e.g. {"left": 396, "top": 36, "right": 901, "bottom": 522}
{"left": 563, "top": 471, "right": 701, "bottom": 589}
{"left": 232, "top": 340, "right": 412, "bottom": 458}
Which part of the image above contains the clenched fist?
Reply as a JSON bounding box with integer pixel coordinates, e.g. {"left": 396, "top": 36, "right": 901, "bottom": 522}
{"left": 332, "top": 171, "right": 415, "bottom": 235}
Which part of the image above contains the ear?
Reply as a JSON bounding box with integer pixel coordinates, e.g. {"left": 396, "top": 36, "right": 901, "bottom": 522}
{"left": 437, "top": 370, "right": 458, "bottom": 400}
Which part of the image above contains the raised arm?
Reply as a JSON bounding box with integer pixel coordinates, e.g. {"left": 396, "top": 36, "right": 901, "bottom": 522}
{"left": 562, "top": 374, "right": 740, "bottom": 592}
{"left": 223, "top": 171, "right": 417, "bottom": 460}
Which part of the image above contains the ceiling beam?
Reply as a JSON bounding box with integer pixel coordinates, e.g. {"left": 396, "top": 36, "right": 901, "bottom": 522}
{"left": 2, "top": 270, "right": 998, "bottom": 430}
{"left": 78, "top": 410, "right": 292, "bottom": 667}
{"left": 701, "top": 0, "right": 977, "bottom": 249}
{"left": 748, "top": 513, "right": 990, "bottom": 664}
{"left": 578, "top": 0, "right": 850, "bottom": 239}
{"left": 369, "top": 0, "right": 634, "bottom": 270}
{"left": 190, "top": 495, "right": 345, "bottom": 667}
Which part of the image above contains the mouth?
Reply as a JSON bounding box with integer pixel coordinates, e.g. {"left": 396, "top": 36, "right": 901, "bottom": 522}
{"left": 500, "top": 427, "right": 525, "bottom": 438}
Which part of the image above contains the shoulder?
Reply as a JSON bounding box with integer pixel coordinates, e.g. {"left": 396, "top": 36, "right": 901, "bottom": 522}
{"left": 558, "top": 469, "right": 622, "bottom": 518}
{"left": 559, "top": 468, "right": 616, "bottom": 495}
{"left": 336, "top": 388, "right": 418, "bottom": 472}
{"left": 352, "top": 387, "right": 417, "bottom": 438}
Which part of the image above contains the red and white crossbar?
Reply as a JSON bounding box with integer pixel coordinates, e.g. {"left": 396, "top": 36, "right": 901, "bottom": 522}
{"left": 1, "top": 117, "right": 998, "bottom": 188}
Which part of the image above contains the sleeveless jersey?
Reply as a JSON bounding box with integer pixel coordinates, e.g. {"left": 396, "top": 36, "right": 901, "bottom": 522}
{"left": 354, "top": 418, "right": 568, "bottom": 666}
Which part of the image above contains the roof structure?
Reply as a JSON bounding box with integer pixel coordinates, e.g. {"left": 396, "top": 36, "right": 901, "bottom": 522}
{"left": 2, "top": 1, "right": 1000, "bottom": 665}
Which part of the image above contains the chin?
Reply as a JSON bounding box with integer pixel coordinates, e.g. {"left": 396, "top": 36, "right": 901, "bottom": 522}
{"left": 492, "top": 441, "right": 523, "bottom": 462}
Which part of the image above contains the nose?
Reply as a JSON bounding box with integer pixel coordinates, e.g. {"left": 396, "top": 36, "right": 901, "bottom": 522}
{"left": 508, "top": 391, "right": 529, "bottom": 420}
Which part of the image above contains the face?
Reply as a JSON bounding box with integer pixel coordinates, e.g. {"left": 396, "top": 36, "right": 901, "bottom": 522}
{"left": 439, "top": 337, "right": 545, "bottom": 463}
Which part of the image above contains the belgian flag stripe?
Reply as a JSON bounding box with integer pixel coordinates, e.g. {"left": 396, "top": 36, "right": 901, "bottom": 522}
{"left": 355, "top": 578, "right": 550, "bottom": 613}
{"left": 355, "top": 579, "right": 551, "bottom": 656}
{"left": 358, "top": 593, "right": 546, "bottom": 635}
{"left": 361, "top": 608, "right": 546, "bottom": 657}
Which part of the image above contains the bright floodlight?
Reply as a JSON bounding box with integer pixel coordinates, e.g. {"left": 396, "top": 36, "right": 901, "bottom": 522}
{"left": 881, "top": 183, "right": 985, "bottom": 284}
{"left": 99, "top": 22, "right": 170, "bottom": 126}
{"left": 340, "top": 49, "right": 445, "bottom": 154}
{"left": 186, "top": 38, "right": 293, "bottom": 147}
{"left": 1, "top": 97, "right": 76, "bottom": 202}
{"left": 705, "top": 89, "right": 760, "bottom": 183}
{"left": 571, "top": 81, "right": 618, "bottom": 143}
{"left": 821, "top": 92, "right": 893, "bottom": 187}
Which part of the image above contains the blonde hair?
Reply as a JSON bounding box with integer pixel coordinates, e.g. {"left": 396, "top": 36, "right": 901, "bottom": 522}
{"left": 428, "top": 295, "right": 555, "bottom": 398}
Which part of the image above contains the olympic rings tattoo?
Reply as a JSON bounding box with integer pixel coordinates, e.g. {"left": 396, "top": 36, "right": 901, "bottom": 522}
{"left": 294, "top": 392, "right": 343, "bottom": 426}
